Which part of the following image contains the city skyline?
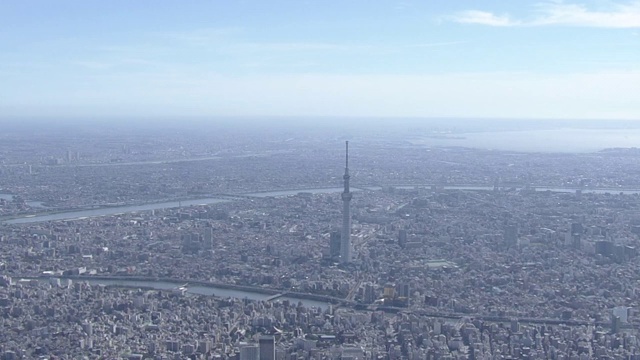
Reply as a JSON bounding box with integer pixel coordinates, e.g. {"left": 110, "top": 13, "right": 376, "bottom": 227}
{"left": 1, "top": 0, "right": 639, "bottom": 120}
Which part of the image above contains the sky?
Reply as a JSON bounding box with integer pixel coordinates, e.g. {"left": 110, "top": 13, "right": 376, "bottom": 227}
{"left": 0, "top": 0, "right": 639, "bottom": 120}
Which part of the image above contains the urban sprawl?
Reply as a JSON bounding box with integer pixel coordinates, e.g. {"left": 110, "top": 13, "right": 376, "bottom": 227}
{"left": 2, "top": 122, "right": 640, "bottom": 359}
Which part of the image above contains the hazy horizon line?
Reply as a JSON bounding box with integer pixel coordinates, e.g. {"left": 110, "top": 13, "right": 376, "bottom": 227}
{"left": 1, "top": 115, "right": 640, "bottom": 122}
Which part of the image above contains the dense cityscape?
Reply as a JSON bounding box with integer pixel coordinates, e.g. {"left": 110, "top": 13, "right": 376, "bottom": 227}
{"left": 3, "top": 0, "right": 640, "bottom": 357}
{"left": 2, "top": 121, "right": 640, "bottom": 359}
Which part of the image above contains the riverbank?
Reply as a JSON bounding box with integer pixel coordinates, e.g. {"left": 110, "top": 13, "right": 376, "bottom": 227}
{"left": 0, "top": 187, "right": 361, "bottom": 224}
{"left": 28, "top": 274, "right": 350, "bottom": 306}
{"left": 5, "top": 183, "right": 640, "bottom": 225}
{"left": 15, "top": 277, "right": 616, "bottom": 327}
{"left": 1, "top": 197, "right": 231, "bottom": 224}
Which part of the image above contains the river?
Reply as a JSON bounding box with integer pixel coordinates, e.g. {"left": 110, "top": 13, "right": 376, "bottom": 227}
{"left": 242, "top": 187, "right": 359, "bottom": 198}
{"left": 49, "top": 278, "right": 329, "bottom": 309}
{"left": 4, "top": 185, "right": 639, "bottom": 224}
{"left": 2, "top": 187, "right": 358, "bottom": 224}
{"left": 3, "top": 197, "right": 231, "bottom": 224}
{"left": 393, "top": 185, "right": 640, "bottom": 195}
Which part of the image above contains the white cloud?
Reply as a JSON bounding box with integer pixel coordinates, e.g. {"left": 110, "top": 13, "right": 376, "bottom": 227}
{"left": 70, "top": 61, "right": 114, "bottom": 70}
{"left": 70, "top": 58, "right": 157, "bottom": 71}
{"left": 160, "top": 27, "right": 244, "bottom": 46}
{"left": 450, "top": 10, "right": 521, "bottom": 27}
{"left": 451, "top": 1, "right": 640, "bottom": 28}
{"left": 404, "top": 41, "right": 468, "bottom": 48}
{"left": 533, "top": 1, "right": 640, "bottom": 27}
{"left": 231, "top": 42, "right": 364, "bottom": 53}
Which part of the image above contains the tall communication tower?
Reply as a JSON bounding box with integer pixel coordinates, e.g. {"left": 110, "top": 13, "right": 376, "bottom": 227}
{"left": 340, "top": 141, "right": 353, "bottom": 263}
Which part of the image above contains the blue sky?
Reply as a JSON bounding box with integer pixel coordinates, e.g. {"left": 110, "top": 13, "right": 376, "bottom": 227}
{"left": 1, "top": 0, "right": 639, "bottom": 119}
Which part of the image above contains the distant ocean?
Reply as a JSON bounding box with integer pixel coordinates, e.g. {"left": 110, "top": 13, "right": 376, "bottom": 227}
{"left": 415, "top": 128, "right": 640, "bottom": 153}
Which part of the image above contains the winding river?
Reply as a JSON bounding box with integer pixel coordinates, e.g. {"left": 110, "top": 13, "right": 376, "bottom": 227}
{"left": 2, "top": 188, "right": 356, "bottom": 224}
{"left": 3, "top": 185, "right": 638, "bottom": 225}
{"left": 42, "top": 277, "right": 330, "bottom": 309}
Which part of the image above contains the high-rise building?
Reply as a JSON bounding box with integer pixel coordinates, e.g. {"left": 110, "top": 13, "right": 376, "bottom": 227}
{"left": 364, "top": 283, "right": 375, "bottom": 304}
{"left": 613, "top": 306, "right": 629, "bottom": 323}
{"left": 570, "top": 223, "right": 583, "bottom": 249}
{"left": 504, "top": 225, "right": 518, "bottom": 247}
{"left": 571, "top": 222, "right": 583, "bottom": 236}
{"left": 397, "top": 283, "right": 410, "bottom": 298}
{"left": 510, "top": 319, "right": 520, "bottom": 333}
{"left": 240, "top": 344, "right": 259, "bottom": 360}
{"left": 340, "top": 141, "right": 353, "bottom": 264}
{"left": 612, "top": 315, "right": 622, "bottom": 334}
{"left": 383, "top": 284, "right": 395, "bottom": 299}
{"left": 204, "top": 227, "right": 214, "bottom": 249}
{"left": 398, "top": 229, "right": 407, "bottom": 249}
{"left": 572, "top": 233, "right": 582, "bottom": 249}
{"left": 330, "top": 231, "right": 341, "bottom": 258}
{"left": 259, "top": 336, "right": 275, "bottom": 360}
